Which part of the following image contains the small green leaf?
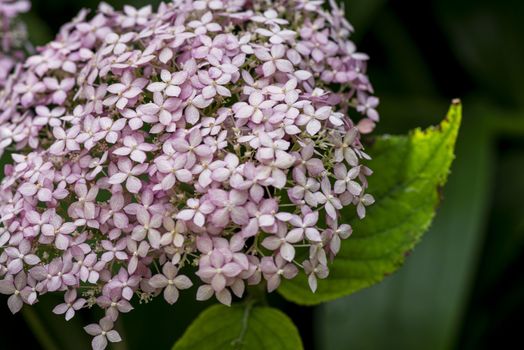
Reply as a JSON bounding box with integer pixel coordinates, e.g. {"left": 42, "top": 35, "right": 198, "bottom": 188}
{"left": 172, "top": 304, "right": 303, "bottom": 350}
{"left": 278, "top": 102, "right": 462, "bottom": 305}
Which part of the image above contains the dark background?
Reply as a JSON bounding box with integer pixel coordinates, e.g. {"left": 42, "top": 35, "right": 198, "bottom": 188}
{"left": 2, "top": 0, "right": 524, "bottom": 349}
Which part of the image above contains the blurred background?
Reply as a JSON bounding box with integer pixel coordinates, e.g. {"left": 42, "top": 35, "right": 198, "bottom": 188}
{"left": 2, "top": 0, "right": 524, "bottom": 349}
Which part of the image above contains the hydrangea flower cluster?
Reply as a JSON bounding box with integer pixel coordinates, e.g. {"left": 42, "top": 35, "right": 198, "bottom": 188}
{"left": 0, "top": 0, "right": 30, "bottom": 87}
{"left": 0, "top": 0, "right": 378, "bottom": 348}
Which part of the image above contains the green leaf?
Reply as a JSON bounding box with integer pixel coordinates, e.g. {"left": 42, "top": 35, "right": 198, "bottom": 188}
{"left": 172, "top": 304, "right": 303, "bottom": 350}
{"left": 278, "top": 102, "right": 462, "bottom": 305}
{"left": 317, "top": 100, "right": 491, "bottom": 350}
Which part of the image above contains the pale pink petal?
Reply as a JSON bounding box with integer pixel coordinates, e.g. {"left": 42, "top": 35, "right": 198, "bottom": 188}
{"left": 92, "top": 335, "right": 108, "bottom": 350}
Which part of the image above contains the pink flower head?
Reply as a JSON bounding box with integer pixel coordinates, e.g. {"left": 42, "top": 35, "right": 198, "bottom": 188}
{"left": 0, "top": 0, "right": 378, "bottom": 348}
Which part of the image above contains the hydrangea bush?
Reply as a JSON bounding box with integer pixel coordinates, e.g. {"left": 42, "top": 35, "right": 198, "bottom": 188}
{"left": 0, "top": 0, "right": 384, "bottom": 347}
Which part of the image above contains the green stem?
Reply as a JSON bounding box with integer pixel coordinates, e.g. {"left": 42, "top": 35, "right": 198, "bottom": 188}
{"left": 231, "top": 300, "right": 254, "bottom": 350}
{"left": 22, "top": 308, "right": 60, "bottom": 350}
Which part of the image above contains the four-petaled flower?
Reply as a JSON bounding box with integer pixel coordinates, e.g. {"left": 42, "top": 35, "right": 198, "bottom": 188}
{"left": 176, "top": 198, "right": 215, "bottom": 227}
{"left": 104, "top": 71, "right": 147, "bottom": 110}
{"left": 254, "top": 44, "right": 294, "bottom": 77}
{"left": 53, "top": 289, "right": 86, "bottom": 321}
{"left": 108, "top": 158, "right": 147, "bottom": 194}
{"left": 0, "top": 272, "right": 28, "bottom": 314}
{"left": 5, "top": 240, "right": 40, "bottom": 274}
{"left": 149, "top": 263, "right": 193, "bottom": 304}
{"left": 84, "top": 317, "right": 122, "bottom": 350}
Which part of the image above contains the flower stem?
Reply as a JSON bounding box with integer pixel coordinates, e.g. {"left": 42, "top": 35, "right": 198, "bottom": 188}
{"left": 231, "top": 299, "right": 254, "bottom": 349}
{"left": 22, "top": 308, "right": 60, "bottom": 350}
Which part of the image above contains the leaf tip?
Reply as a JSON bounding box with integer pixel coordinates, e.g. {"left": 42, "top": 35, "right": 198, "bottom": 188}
{"left": 447, "top": 100, "right": 463, "bottom": 128}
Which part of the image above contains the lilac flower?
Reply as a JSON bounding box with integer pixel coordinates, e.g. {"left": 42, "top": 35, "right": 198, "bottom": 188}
{"left": 160, "top": 217, "right": 186, "bottom": 249}
{"left": 208, "top": 189, "right": 249, "bottom": 227}
{"left": 334, "top": 127, "right": 360, "bottom": 166}
{"left": 121, "top": 5, "right": 151, "bottom": 28}
{"left": 44, "top": 77, "right": 74, "bottom": 105}
{"left": 252, "top": 9, "right": 288, "bottom": 26}
{"left": 334, "top": 164, "right": 362, "bottom": 196}
{"left": 97, "top": 289, "right": 133, "bottom": 321}
{"left": 356, "top": 193, "right": 375, "bottom": 219}
{"left": 328, "top": 221, "right": 352, "bottom": 255}
{"left": 288, "top": 168, "right": 321, "bottom": 206}
{"left": 288, "top": 211, "right": 321, "bottom": 242}
{"left": 233, "top": 91, "right": 276, "bottom": 123}
{"left": 99, "top": 117, "right": 126, "bottom": 144}
{"left": 101, "top": 239, "right": 128, "bottom": 262}
{"left": 13, "top": 73, "right": 45, "bottom": 106}
{"left": 76, "top": 116, "right": 104, "bottom": 150}
{"left": 154, "top": 154, "right": 192, "bottom": 191}
{"left": 18, "top": 179, "right": 56, "bottom": 202}
{"left": 176, "top": 198, "right": 215, "bottom": 228}
{"left": 211, "top": 153, "right": 239, "bottom": 181}
{"left": 256, "top": 132, "right": 294, "bottom": 168}
{"left": 74, "top": 253, "right": 104, "bottom": 283}
{"left": 126, "top": 239, "right": 149, "bottom": 274}
{"left": 5, "top": 240, "right": 40, "bottom": 274}
{"left": 104, "top": 71, "right": 147, "bottom": 110}
{"left": 262, "top": 221, "right": 303, "bottom": 262}
{"left": 357, "top": 95, "right": 380, "bottom": 121}
{"left": 0, "top": 272, "right": 28, "bottom": 313}
{"left": 34, "top": 106, "right": 65, "bottom": 127}
{"left": 198, "top": 67, "right": 232, "bottom": 99}
{"left": 261, "top": 256, "right": 298, "bottom": 292}
{"left": 69, "top": 183, "right": 99, "bottom": 222}
{"left": 187, "top": 11, "right": 221, "bottom": 35}
{"left": 172, "top": 130, "right": 213, "bottom": 168}
{"left": 296, "top": 104, "right": 332, "bottom": 136}
{"left": 230, "top": 162, "right": 270, "bottom": 203}
{"left": 303, "top": 258, "right": 329, "bottom": 293}
{"left": 193, "top": 0, "right": 224, "bottom": 11}
{"left": 108, "top": 158, "right": 147, "bottom": 194}
{"left": 295, "top": 143, "right": 325, "bottom": 177}
{"left": 102, "top": 32, "right": 134, "bottom": 55}
{"left": 30, "top": 257, "right": 76, "bottom": 292}
{"left": 255, "top": 44, "right": 294, "bottom": 77}
{"left": 122, "top": 106, "right": 157, "bottom": 130}
{"left": 40, "top": 215, "right": 77, "bottom": 250}
{"left": 82, "top": 84, "right": 107, "bottom": 114}
{"left": 255, "top": 24, "right": 296, "bottom": 45}
{"left": 184, "top": 93, "right": 212, "bottom": 124}
{"left": 318, "top": 176, "right": 343, "bottom": 220}
{"left": 149, "top": 263, "right": 192, "bottom": 304}
{"left": 84, "top": 317, "right": 122, "bottom": 350}
{"left": 113, "top": 135, "right": 155, "bottom": 164}
{"left": 131, "top": 208, "right": 162, "bottom": 249}
{"left": 147, "top": 69, "right": 186, "bottom": 97}
{"left": 196, "top": 249, "right": 242, "bottom": 293}
{"left": 49, "top": 125, "right": 81, "bottom": 155}
{"left": 242, "top": 199, "right": 278, "bottom": 237}
{"left": 143, "top": 92, "right": 182, "bottom": 129}
{"left": 53, "top": 289, "right": 86, "bottom": 321}
{"left": 107, "top": 268, "right": 139, "bottom": 301}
